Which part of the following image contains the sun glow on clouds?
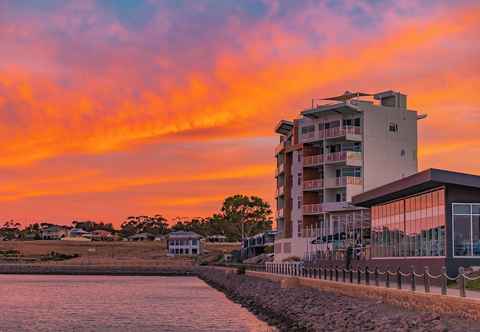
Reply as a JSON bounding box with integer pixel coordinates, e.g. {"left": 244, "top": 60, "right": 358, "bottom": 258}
{"left": 0, "top": 0, "right": 479, "bottom": 224}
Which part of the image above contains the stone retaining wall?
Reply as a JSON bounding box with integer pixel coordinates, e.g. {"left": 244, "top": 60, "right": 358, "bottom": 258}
{"left": 197, "top": 267, "right": 480, "bottom": 332}
{"left": 0, "top": 264, "right": 193, "bottom": 276}
{"left": 248, "top": 271, "right": 480, "bottom": 321}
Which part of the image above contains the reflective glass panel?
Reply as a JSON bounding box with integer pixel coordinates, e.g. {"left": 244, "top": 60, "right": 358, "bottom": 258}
{"left": 453, "top": 215, "right": 472, "bottom": 256}
{"left": 454, "top": 204, "right": 471, "bottom": 215}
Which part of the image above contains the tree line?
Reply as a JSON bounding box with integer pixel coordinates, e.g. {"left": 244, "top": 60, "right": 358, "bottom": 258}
{"left": 0, "top": 195, "right": 273, "bottom": 241}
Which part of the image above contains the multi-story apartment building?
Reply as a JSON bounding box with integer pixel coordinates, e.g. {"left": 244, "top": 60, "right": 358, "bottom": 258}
{"left": 274, "top": 90, "right": 425, "bottom": 262}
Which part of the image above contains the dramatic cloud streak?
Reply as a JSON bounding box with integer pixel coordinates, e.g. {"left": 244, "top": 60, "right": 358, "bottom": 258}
{"left": 0, "top": 0, "right": 478, "bottom": 224}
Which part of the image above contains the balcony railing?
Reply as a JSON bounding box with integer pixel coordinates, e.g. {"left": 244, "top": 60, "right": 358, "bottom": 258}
{"left": 325, "top": 126, "right": 362, "bottom": 139}
{"left": 303, "top": 154, "right": 323, "bottom": 167}
{"left": 277, "top": 208, "right": 284, "bottom": 218}
{"left": 276, "top": 163, "right": 284, "bottom": 176}
{"left": 275, "top": 142, "right": 284, "bottom": 155}
{"left": 303, "top": 204, "right": 323, "bottom": 215}
{"left": 325, "top": 176, "right": 363, "bottom": 188}
{"left": 276, "top": 186, "right": 285, "bottom": 196}
{"left": 303, "top": 179, "right": 323, "bottom": 191}
{"left": 325, "top": 151, "right": 361, "bottom": 164}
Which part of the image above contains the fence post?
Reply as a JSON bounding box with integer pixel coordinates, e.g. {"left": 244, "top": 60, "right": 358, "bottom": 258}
{"left": 374, "top": 267, "right": 379, "bottom": 287}
{"left": 342, "top": 268, "right": 346, "bottom": 282}
{"left": 424, "top": 266, "right": 430, "bottom": 293}
{"left": 458, "top": 267, "right": 466, "bottom": 298}
{"left": 335, "top": 266, "right": 339, "bottom": 281}
{"left": 441, "top": 266, "right": 447, "bottom": 295}
{"left": 365, "top": 266, "right": 370, "bottom": 285}
{"left": 410, "top": 266, "right": 416, "bottom": 292}
{"left": 330, "top": 266, "right": 333, "bottom": 280}
{"left": 386, "top": 267, "right": 390, "bottom": 288}
{"left": 349, "top": 268, "right": 353, "bottom": 283}
{"left": 357, "top": 268, "right": 361, "bottom": 284}
{"left": 397, "top": 267, "right": 402, "bottom": 290}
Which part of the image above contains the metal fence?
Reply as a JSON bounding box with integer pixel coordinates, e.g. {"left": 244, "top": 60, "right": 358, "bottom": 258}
{"left": 263, "top": 262, "right": 480, "bottom": 298}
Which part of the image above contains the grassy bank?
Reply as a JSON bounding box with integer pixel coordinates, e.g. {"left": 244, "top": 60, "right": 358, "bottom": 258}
{"left": 0, "top": 241, "right": 239, "bottom": 268}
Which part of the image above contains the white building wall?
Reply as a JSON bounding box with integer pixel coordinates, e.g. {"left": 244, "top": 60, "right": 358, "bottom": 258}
{"left": 362, "top": 105, "right": 418, "bottom": 191}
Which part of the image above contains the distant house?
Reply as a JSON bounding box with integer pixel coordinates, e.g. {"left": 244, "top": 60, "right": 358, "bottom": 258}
{"left": 241, "top": 230, "right": 276, "bottom": 258}
{"left": 128, "top": 233, "right": 155, "bottom": 241}
{"left": 167, "top": 231, "right": 202, "bottom": 255}
{"left": 206, "top": 235, "right": 227, "bottom": 243}
{"left": 69, "top": 228, "right": 90, "bottom": 238}
{"left": 41, "top": 226, "right": 69, "bottom": 240}
{"left": 91, "top": 230, "right": 113, "bottom": 241}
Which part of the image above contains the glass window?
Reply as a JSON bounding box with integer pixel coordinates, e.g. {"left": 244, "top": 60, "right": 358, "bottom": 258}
{"left": 453, "top": 215, "right": 472, "bottom": 256}
{"left": 473, "top": 215, "right": 480, "bottom": 256}
{"left": 192, "top": 239, "right": 197, "bottom": 246}
{"left": 473, "top": 204, "right": 480, "bottom": 215}
{"left": 454, "top": 204, "right": 471, "bottom": 214}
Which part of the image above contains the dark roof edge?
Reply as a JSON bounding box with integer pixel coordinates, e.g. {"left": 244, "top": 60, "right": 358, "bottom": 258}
{"left": 352, "top": 168, "right": 480, "bottom": 207}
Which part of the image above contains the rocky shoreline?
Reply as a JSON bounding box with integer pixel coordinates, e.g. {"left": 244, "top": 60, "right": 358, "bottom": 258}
{"left": 197, "top": 267, "right": 480, "bottom": 332}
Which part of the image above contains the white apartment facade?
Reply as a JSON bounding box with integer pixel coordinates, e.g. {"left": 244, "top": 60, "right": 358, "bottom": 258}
{"left": 274, "top": 91, "right": 425, "bottom": 262}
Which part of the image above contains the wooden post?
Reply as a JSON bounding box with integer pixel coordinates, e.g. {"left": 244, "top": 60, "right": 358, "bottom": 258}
{"left": 458, "top": 267, "right": 466, "bottom": 298}
{"left": 441, "top": 266, "right": 447, "bottom": 295}
{"left": 397, "top": 267, "right": 402, "bottom": 290}
{"left": 424, "top": 266, "right": 430, "bottom": 293}
{"left": 410, "top": 266, "right": 416, "bottom": 292}
{"left": 386, "top": 267, "right": 390, "bottom": 288}
{"left": 365, "top": 266, "right": 370, "bottom": 285}
{"left": 374, "top": 267, "right": 379, "bottom": 287}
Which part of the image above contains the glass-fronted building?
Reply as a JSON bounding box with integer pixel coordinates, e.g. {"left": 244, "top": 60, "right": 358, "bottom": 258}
{"left": 353, "top": 168, "right": 480, "bottom": 276}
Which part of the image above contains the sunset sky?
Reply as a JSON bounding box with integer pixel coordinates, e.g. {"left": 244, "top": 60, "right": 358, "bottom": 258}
{"left": 0, "top": 0, "right": 479, "bottom": 226}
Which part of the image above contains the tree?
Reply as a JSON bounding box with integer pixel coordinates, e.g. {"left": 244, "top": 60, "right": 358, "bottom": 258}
{"left": 220, "top": 195, "right": 272, "bottom": 241}
{"left": 120, "top": 215, "right": 169, "bottom": 237}
{"left": 72, "top": 220, "right": 114, "bottom": 232}
{"left": 0, "top": 220, "right": 21, "bottom": 240}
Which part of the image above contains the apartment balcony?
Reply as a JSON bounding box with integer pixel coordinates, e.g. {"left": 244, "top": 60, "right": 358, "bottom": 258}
{"left": 303, "top": 154, "right": 323, "bottom": 167}
{"left": 275, "top": 163, "right": 285, "bottom": 177}
{"left": 325, "top": 126, "right": 362, "bottom": 141}
{"left": 303, "top": 202, "right": 352, "bottom": 215}
{"left": 325, "top": 176, "right": 363, "bottom": 188}
{"left": 301, "top": 129, "right": 327, "bottom": 143}
{"left": 303, "top": 179, "right": 323, "bottom": 191}
{"left": 303, "top": 203, "right": 323, "bottom": 215}
{"left": 276, "top": 185, "right": 285, "bottom": 197}
{"left": 324, "top": 151, "right": 362, "bottom": 166}
{"left": 275, "top": 142, "right": 285, "bottom": 155}
{"left": 277, "top": 208, "right": 284, "bottom": 218}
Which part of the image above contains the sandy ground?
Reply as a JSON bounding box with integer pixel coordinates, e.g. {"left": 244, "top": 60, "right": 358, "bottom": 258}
{"left": 0, "top": 241, "right": 240, "bottom": 268}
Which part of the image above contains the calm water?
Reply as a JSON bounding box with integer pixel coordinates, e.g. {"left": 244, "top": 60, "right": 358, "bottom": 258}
{"left": 0, "top": 275, "right": 275, "bottom": 332}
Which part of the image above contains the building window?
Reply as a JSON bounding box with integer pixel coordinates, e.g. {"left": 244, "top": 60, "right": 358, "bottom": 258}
{"left": 298, "top": 153, "right": 301, "bottom": 162}
{"left": 191, "top": 239, "right": 197, "bottom": 246}
{"left": 298, "top": 173, "right": 302, "bottom": 186}
{"left": 388, "top": 122, "right": 398, "bottom": 132}
{"left": 453, "top": 203, "right": 480, "bottom": 257}
{"left": 371, "top": 188, "right": 446, "bottom": 258}
{"left": 192, "top": 248, "right": 198, "bottom": 254}
{"left": 297, "top": 196, "right": 302, "bottom": 209}
{"left": 297, "top": 220, "right": 303, "bottom": 237}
